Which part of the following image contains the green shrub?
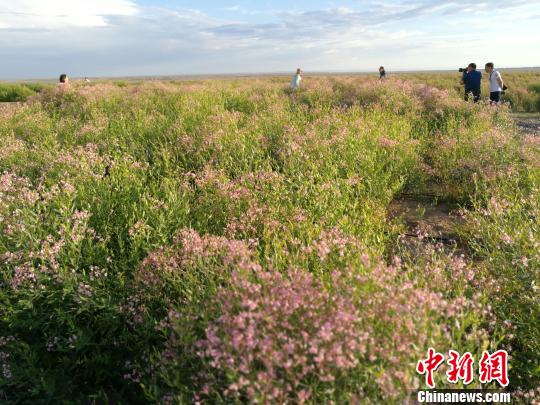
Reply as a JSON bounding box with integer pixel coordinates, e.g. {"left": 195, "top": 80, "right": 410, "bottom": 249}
{"left": 0, "top": 83, "right": 49, "bottom": 102}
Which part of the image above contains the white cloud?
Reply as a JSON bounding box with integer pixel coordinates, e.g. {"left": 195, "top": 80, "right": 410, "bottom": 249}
{"left": 0, "top": 0, "right": 138, "bottom": 28}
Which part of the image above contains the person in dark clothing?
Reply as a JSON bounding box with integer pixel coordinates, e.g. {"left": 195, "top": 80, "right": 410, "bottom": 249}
{"left": 379, "top": 66, "right": 386, "bottom": 81}
{"left": 461, "top": 63, "right": 482, "bottom": 102}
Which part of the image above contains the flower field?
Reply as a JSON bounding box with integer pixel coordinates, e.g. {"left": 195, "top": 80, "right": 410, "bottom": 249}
{"left": 402, "top": 70, "right": 540, "bottom": 113}
{"left": 0, "top": 76, "right": 539, "bottom": 403}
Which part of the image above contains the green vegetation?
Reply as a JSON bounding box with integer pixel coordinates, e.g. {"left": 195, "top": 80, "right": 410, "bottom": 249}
{"left": 0, "top": 77, "right": 538, "bottom": 403}
{"left": 402, "top": 70, "right": 540, "bottom": 112}
{"left": 0, "top": 82, "right": 49, "bottom": 102}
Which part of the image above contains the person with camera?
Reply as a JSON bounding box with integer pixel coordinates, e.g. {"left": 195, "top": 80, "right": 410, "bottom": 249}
{"left": 485, "top": 62, "right": 505, "bottom": 105}
{"left": 460, "top": 63, "right": 482, "bottom": 102}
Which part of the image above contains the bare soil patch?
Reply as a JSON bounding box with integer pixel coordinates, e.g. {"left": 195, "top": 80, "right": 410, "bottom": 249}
{"left": 388, "top": 195, "right": 471, "bottom": 259}
{"left": 514, "top": 113, "right": 540, "bottom": 136}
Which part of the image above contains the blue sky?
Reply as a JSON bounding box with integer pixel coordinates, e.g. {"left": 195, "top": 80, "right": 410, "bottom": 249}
{"left": 1, "top": 0, "right": 539, "bottom": 79}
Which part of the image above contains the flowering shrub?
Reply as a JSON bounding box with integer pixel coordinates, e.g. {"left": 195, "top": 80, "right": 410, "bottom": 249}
{"left": 132, "top": 228, "right": 259, "bottom": 305}
{"left": 196, "top": 268, "right": 366, "bottom": 403}
{"left": 464, "top": 171, "right": 540, "bottom": 388}
{"left": 142, "top": 227, "right": 503, "bottom": 402}
{"left": 152, "top": 252, "right": 500, "bottom": 403}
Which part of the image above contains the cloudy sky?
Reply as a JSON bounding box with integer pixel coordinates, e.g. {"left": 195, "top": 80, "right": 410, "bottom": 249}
{"left": 1, "top": 0, "right": 539, "bottom": 79}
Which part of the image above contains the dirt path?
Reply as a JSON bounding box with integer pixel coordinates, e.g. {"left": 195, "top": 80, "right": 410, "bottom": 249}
{"left": 513, "top": 113, "right": 540, "bottom": 137}
{"left": 388, "top": 197, "right": 462, "bottom": 241}
{"left": 388, "top": 113, "right": 539, "bottom": 262}
{"left": 388, "top": 195, "right": 470, "bottom": 258}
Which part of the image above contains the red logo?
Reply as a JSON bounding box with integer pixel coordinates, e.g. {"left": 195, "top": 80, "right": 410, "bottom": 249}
{"left": 446, "top": 350, "right": 474, "bottom": 385}
{"left": 479, "top": 350, "right": 509, "bottom": 387}
{"left": 416, "top": 347, "right": 445, "bottom": 388}
{"left": 417, "top": 349, "right": 509, "bottom": 388}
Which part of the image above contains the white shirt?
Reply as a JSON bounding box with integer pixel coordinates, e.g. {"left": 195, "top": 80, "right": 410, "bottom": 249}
{"left": 291, "top": 74, "right": 302, "bottom": 89}
{"left": 489, "top": 70, "right": 503, "bottom": 92}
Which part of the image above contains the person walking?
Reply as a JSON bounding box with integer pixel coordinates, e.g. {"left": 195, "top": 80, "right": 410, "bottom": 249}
{"left": 291, "top": 68, "right": 302, "bottom": 89}
{"left": 485, "top": 62, "right": 504, "bottom": 105}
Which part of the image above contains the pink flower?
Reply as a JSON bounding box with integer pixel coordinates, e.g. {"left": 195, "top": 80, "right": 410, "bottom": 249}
{"left": 500, "top": 233, "right": 513, "bottom": 245}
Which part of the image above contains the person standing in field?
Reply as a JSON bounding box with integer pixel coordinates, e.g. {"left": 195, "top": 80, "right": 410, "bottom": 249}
{"left": 57, "top": 73, "right": 70, "bottom": 90}
{"left": 291, "top": 68, "right": 302, "bottom": 89}
{"left": 379, "top": 66, "right": 387, "bottom": 81}
{"left": 461, "top": 63, "right": 482, "bottom": 102}
{"left": 485, "top": 62, "right": 504, "bottom": 104}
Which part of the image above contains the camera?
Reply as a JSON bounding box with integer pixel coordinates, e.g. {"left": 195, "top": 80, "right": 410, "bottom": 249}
{"left": 458, "top": 67, "right": 467, "bottom": 73}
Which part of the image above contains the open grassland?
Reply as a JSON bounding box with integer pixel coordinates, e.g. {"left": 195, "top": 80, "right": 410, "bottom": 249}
{"left": 0, "top": 77, "right": 539, "bottom": 403}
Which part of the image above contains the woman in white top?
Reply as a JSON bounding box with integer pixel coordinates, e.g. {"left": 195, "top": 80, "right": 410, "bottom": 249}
{"left": 291, "top": 68, "right": 302, "bottom": 89}
{"left": 485, "top": 62, "right": 504, "bottom": 104}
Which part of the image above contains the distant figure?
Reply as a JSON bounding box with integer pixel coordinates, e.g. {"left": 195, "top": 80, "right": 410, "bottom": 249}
{"left": 84, "top": 77, "right": 91, "bottom": 83}
{"left": 461, "top": 63, "right": 482, "bottom": 102}
{"left": 291, "top": 68, "right": 302, "bottom": 89}
{"left": 485, "top": 62, "right": 504, "bottom": 105}
{"left": 379, "top": 66, "right": 386, "bottom": 81}
{"left": 58, "top": 73, "right": 69, "bottom": 89}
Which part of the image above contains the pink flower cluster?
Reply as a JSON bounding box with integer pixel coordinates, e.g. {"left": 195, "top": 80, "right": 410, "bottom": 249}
{"left": 7, "top": 209, "right": 93, "bottom": 290}
{"left": 0, "top": 172, "right": 39, "bottom": 219}
{"left": 179, "top": 246, "right": 496, "bottom": 401}
{"left": 197, "top": 269, "right": 365, "bottom": 403}
{"left": 128, "top": 229, "right": 261, "bottom": 325}
{"left": 136, "top": 228, "right": 259, "bottom": 289}
{"left": 303, "top": 227, "right": 365, "bottom": 262}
